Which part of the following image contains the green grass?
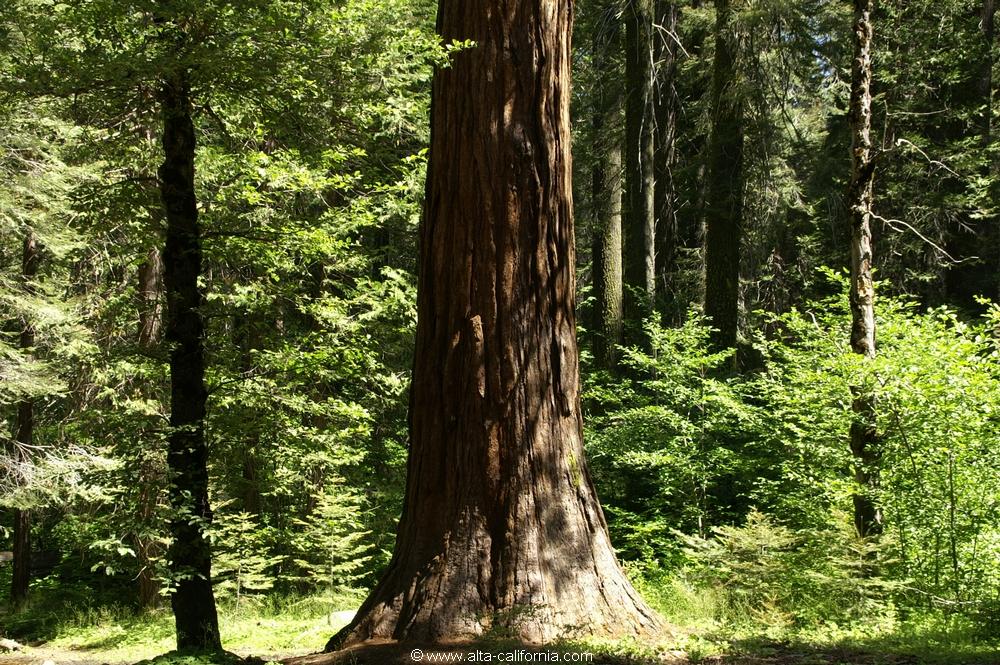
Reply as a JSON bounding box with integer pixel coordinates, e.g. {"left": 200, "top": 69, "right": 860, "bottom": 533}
{"left": 1, "top": 587, "right": 364, "bottom": 663}
{"left": 621, "top": 568, "right": 1000, "bottom": 664}
{"left": 2, "top": 576, "right": 998, "bottom": 664}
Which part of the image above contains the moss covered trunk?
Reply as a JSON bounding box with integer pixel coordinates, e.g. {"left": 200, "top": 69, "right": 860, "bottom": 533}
{"left": 592, "top": 2, "right": 624, "bottom": 368}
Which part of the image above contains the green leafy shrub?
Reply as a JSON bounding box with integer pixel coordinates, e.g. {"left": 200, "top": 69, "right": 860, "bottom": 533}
{"left": 584, "top": 315, "right": 763, "bottom": 569}
{"left": 584, "top": 276, "right": 1000, "bottom": 629}
{"left": 679, "top": 510, "right": 895, "bottom": 627}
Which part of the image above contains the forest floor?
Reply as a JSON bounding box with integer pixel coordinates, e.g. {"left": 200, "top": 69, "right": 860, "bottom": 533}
{"left": 1, "top": 590, "right": 998, "bottom": 665}
{"left": 286, "top": 638, "right": 1000, "bottom": 665}
{"left": 3, "top": 638, "right": 999, "bottom": 665}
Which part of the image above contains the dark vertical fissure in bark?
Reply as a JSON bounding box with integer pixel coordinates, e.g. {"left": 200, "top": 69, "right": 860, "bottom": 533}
{"left": 328, "top": 0, "right": 660, "bottom": 647}
{"left": 847, "top": 0, "right": 881, "bottom": 540}
{"left": 624, "top": 0, "right": 656, "bottom": 334}
{"left": 592, "top": 3, "right": 624, "bottom": 368}
{"left": 703, "top": 0, "right": 744, "bottom": 354}
{"left": 158, "top": 70, "right": 222, "bottom": 651}
{"left": 10, "top": 231, "right": 40, "bottom": 606}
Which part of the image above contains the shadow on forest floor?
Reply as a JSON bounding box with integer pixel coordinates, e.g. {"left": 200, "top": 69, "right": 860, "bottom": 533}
{"left": 1, "top": 635, "right": 997, "bottom": 665}
{"left": 695, "top": 638, "right": 1000, "bottom": 665}
{"left": 283, "top": 635, "right": 1000, "bottom": 665}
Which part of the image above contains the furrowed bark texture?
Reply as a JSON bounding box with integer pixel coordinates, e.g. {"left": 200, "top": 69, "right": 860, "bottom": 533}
{"left": 703, "top": 0, "right": 743, "bottom": 353}
{"left": 330, "top": 0, "right": 661, "bottom": 646}
{"left": 10, "top": 231, "right": 40, "bottom": 606}
{"left": 847, "top": 0, "right": 881, "bottom": 539}
{"left": 624, "top": 0, "right": 657, "bottom": 328}
{"left": 592, "top": 2, "right": 624, "bottom": 368}
{"left": 159, "top": 70, "right": 222, "bottom": 651}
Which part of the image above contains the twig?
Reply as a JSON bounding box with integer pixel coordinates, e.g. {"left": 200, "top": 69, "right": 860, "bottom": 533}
{"left": 872, "top": 213, "right": 968, "bottom": 264}
{"left": 895, "top": 138, "right": 962, "bottom": 178}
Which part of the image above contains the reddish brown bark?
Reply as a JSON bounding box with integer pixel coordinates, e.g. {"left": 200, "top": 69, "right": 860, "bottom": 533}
{"left": 329, "top": 0, "right": 660, "bottom": 646}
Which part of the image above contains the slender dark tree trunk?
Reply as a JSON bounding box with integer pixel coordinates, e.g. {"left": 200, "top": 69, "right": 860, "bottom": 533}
{"left": 946, "top": 0, "right": 999, "bottom": 307}
{"left": 592, "top": 3, "right": 624, "bottom": 368}
{"left": 328, "top": 0, "right": 660, "bottom": 646}
{"left": 654, "top": 0, "right": 680, "bottom": 317}
{"left": 10, "top": 231, "right": 40, "bottom": 606}
{"left": 158, "top": 70, "right": 222, "bottom": 651}
{"left": 10, "top": 506, "right": 30, "bottom": 606}
{"left": 703, "top": 0, "right": 744, "bottom": 353}
{"left": 136, "top": 247, "right": 164, "bottom": 610}
{"left": 676, "top": 0, "right": 708, "bottom": 261}
{"left": 237, "top": 311, "right": 262, "bottom": 515}
{"left": 981, "top": 0, "right": 996, "bottom": 147}
{"left": 138, "top": 248, "right": 165, "bottom": 348}
{"left": 847, "top": 0, "right": 881, "bottom": 539}
{"left": 982, "top": 0, "right": 1000, "bottom": 301}
{"left": 135, "top": 482, "right": 161, "bottom": 610}
{"left": 625, "top": 0, "right": 657, "bottom": 331}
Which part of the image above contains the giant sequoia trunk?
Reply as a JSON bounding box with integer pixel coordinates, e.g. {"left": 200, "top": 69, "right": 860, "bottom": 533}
{"left": 624, "top": 0, "right": 657, "bottom": 330}
{"left": 703, "top": 0, "right": 744, "bottom": 353}
{"left": 328, "top": 0, "right": 660, "bottom": 646}
{"left": 847, "top": 0, "right": 881, "bottom": 539}
{"left": 158, "top": 71, "right": 222, "bottom": 651}
{"left": 10, "top": 231, "right": 40, "bottom": 606}
{"left": 592, "top": 3, "right": 624, "bottom": 368}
